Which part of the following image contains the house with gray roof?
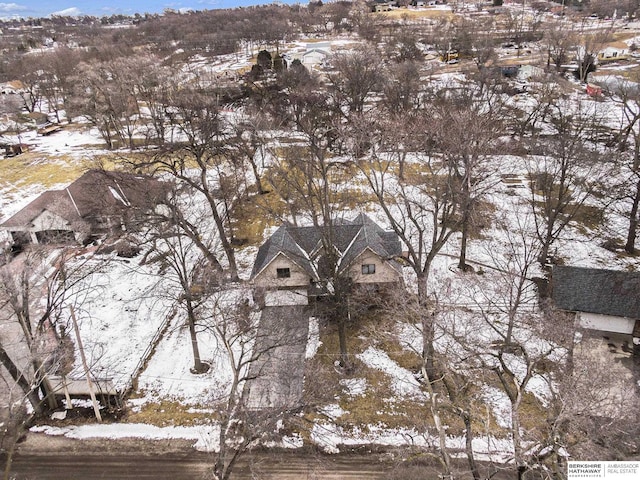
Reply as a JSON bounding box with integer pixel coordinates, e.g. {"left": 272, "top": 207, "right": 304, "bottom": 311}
{"left": 552, "top": 266, "right": 640, "bottom": 341}
{"left": 251, "top": 214, "right": 403, "bottom": 302}
{"left": 1, "top": 169, "right": 168, "bottom": 247}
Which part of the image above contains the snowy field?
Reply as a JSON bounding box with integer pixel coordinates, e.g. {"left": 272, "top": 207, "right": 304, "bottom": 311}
{"left": 0, "top": 24, "right": 637, "bottom": 463}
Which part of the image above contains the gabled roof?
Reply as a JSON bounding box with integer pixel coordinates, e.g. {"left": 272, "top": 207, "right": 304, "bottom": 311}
{"left": 1, "top": 169, "right": 169, "bottom": 230}
{"left": 338, "top": 213, "right": 402, "bottom": 273}
{"left": 552, "top": 266, "right": 640, "bottom": 320}
{"left": 64, "top": 169, "right": 168, "bottom": 220}
{"left": 0, "top": 190, "right": 82, "bottom": 228}
{"left": 251, "top": 225, "right": 317, "bottom": 280}
{"left": 251, "top": 213, "right": 402, "bottom": 280}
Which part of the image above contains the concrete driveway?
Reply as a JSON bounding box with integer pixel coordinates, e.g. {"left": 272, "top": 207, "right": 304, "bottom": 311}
{"left": 243, "top": 305, "right": 310, "bottom": 410}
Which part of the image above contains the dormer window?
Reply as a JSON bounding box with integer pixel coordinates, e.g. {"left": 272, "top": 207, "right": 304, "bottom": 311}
{"left": 361, "top": 264, "right": 376, "bottom": 275}
{"left": 277, "top": 267, "right": 291, "bottom": 279}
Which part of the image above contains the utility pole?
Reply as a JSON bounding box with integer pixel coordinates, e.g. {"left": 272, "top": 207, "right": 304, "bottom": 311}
{"left": 69, "top": 306, "right": 102, "bottom": 422}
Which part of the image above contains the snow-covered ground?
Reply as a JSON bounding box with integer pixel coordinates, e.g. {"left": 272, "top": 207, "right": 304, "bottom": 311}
{"left": 62, "top": 254, "right": 173, "bottom": 391}
{"left": 1, "top": 27, "right": 637, "bottom": 464}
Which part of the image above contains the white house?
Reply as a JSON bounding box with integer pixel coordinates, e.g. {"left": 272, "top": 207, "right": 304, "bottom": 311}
{"left": 597, "top": 41, "right": 629, "bottom": 63}
{"left": 301, "top": 42, "right": 331, "bottom": 70}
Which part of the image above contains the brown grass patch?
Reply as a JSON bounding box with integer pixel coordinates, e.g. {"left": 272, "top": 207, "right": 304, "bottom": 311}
{"left": 124, "top": 400, "right": 216, "bottom": 427}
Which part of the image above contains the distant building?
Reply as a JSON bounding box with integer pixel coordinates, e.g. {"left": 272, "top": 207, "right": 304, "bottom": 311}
{"left": 0, "top": 80, "right": 26, "bottom": 95}
{"left": 301, "top": 42, "right": 331, "bottom": 70}
{"left": 598, "top": 42, "right": 629, "bottom": 63}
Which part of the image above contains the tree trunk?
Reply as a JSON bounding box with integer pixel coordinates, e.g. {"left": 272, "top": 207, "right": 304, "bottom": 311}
{"left": 417, "top": 274, "right": 436, "bottom": 381}
{"left": 625, "top": 175, "right": 640, "bottom": 254}
{"left": 337, "top": 308, "right": 351, "bottom": 371}
{"left": 458, "top": 175, "right": 472, "bottom": 271}
{"left": 186, "top": 303, "right": 206, "bottom": 373}
{"left": 463, "top": 413, "right": 480, "bottom": 480}
{"left": 249, "top": 157, "right": 266, "bottom": 194}
{"left": 458, "top": 215, "right": 469, "bottom": 271}
{"left": 422, "top": 363, "right": 452, "bottom": 477}
{"left": 209, "top": 198, "right": 239, "bottom": 282}
{"left": 538, "top": 236, "right": 551, "bottom": 267}
{"left": 27, "top": 350, "right": 58, "bottom": 411}
{"left": 0, "top": 344, "right": 44, "bottom": 415}
{"left": 512, "top": 399, "right": 527, "bottom": 480}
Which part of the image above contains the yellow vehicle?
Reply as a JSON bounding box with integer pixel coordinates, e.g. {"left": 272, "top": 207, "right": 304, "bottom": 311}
{"left": 439, "top": 50, "right": 459, "bottom": 63}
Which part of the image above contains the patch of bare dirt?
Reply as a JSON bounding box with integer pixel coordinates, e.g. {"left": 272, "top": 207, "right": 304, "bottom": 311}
{"left": 17, "top": 432, "right": 196, "bottom": 456}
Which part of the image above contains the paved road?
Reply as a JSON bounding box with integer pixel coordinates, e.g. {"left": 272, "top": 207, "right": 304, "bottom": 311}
{"left": 9, "top": 452, "right": 393, "bottom": 479}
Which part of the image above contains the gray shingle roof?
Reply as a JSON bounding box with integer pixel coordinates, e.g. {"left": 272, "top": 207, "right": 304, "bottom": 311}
{"left": 1, "top": 169, "right": 169, "bottom": 231}
{"left": 251, "top": 214, "right": 402, "bottom": 280}
{"left": 552, "top": 266, "right": 640, "bottom": 320}
{"left": 0, "top": 190, "right": 81, "bottom": 228}
{"left": 251, "top": 225, "right": 317, "bottom": 280}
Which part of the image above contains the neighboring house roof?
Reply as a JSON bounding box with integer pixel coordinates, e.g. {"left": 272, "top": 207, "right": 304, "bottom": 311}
{"left": 251, "top": 214, "right": 402, "bottom": 279}
{"left": 0, "top": 80, "right": 26, "bottom": 93}
{"left": 305, "top": 42, "right": 330, "bottom": 52}
{"left": 552, "top": 266, "right": 640, "bottom": 320}
{"left": 1, "top": 169, "right": 168, "bottom": 232}
{"left": 301, "top": 49, "right": 330, "bottom": 65}
{"left": 603, "top": 41, "right": 629, "bottom": 51}
{"left": 0, "top": 190, "right": 82, "bottom": 229}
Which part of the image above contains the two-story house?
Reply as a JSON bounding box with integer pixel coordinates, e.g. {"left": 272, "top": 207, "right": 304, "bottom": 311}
{"left": 251, "top": 214, "right": 403, "bottom": 304}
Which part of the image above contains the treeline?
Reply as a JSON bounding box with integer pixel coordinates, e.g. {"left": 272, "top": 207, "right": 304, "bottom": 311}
{"left": 0, "top": 2, "right": 359, "bottom": 76}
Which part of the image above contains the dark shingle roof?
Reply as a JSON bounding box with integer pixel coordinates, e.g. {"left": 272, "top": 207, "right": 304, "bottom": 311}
{"left": 251, "top": 214, "right": 402, "bottom": 280}
{"left": 251, "top": 225, "right": 317, "bottom": 279}
{"left": 552, "top": 266, "right": 640, "bottom": 320}
{"left": 338, "top": 216, "right": 400, "bottom": 273}
{"left": 0, "top": 190, "right": 81, "bottom": 228}
{"left": 1, "top": 169, "right": 169, "bottom": 230}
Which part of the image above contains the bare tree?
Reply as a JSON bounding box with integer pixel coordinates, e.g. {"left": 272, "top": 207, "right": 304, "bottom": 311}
{"left": 359, "top": 105, "right": 462, "bottom": 380}
{"left": 375, "top": 288, "right": 483, "bottom": 480}
{"left": 204, "top": 288, "right": 305, "bottom": 480}
{"left": 131, "top": 85, "right": 244, "bottom": 280}
{"left": 381, "top": 61, "right": 422, "bottom": 116}
{"left": 456, "top": 214, "right": 560, "bottom": 480}
{"left": 70, "top": 55, "right": 159, "bottom": 149}
{"left": 37, "top": 47, "right": 82, "bottom": 123}
{"left": 430, "top": 87, "right": 504, "bottom": 270}
{"left": 574, "top": 25, "right": 612, "bottom": 83}
{"left": 542, "top": 21, "right": 575, "bottom": 70}
{"left": 10, "top": 56, "right": 44, "bottom": 113}
{"left": 227, "top": 113, "right": 272, "bottom": 195}
{"left": 328, "top": 47, "right": 383, "bottom": 116}
{"left": 608, "top": 77, "right": 640, "bottom": 253}
{"left": 508, "top": 81, "right": 560, "bottom": 141}
{"left": 145, "top": 224, "right": 215, "bottom": 374}
{"left": 525, "top": 100, "right": 610, "bottom": 265}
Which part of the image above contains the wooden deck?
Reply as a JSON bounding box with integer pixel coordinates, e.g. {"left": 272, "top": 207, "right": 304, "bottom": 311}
{"left": 48, "top": 375, "right": 119, "bottom": 397}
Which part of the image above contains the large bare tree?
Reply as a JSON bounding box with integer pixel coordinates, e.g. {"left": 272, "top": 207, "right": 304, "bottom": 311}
{"left": 204, "top": 288, "right": 306, "bottom": 480}
{"left": 525, "top": 100, "right": 610, "bottom": 265}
